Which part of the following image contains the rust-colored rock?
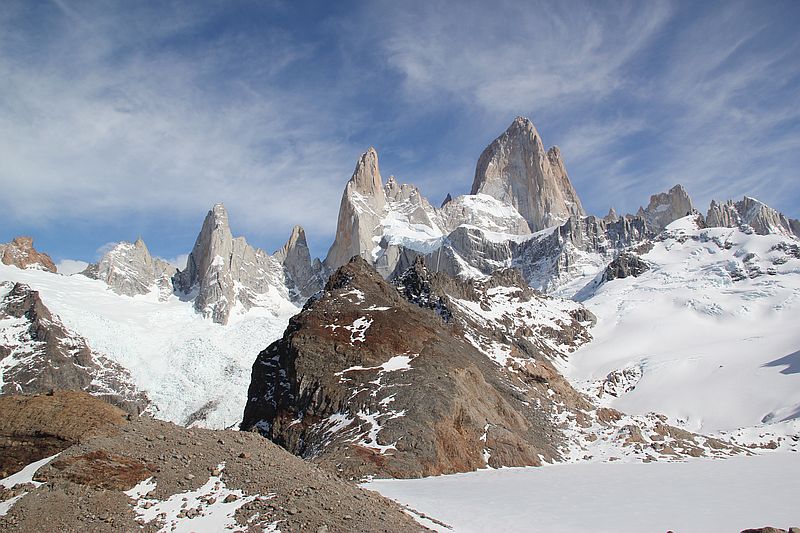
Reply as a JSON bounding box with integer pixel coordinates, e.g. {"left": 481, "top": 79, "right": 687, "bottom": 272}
{"left": 0, "top": 236, "right": 56, "bottom": 272}
{"left": 35, "top": 450, "right": 155, "bottom": 490}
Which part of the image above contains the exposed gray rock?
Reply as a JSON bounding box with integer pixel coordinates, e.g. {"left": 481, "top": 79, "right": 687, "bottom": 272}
{"left": 707, "top": 196, "right": 800, "bottom": 238}
{"left": 471, "top": 116, "right": 585, "bottom": 231}
{"left": 324, "top": 148, "right": 446, "bottom": 277}
{"left": 82, "top": 238, "right": 176, "bottom": 300}
{"left": 323, "top": 148, "right": 388, "bottom": 272}
{"left": 274, "top": 225, "right": 324, "bottom": 301}
{"left": 0, "top": 237, "right": 56, "bottom": 273}
{"left": 514, "top": 215, "right": 650, "bottom": 292}
{"left": 438, "top": 193, "right": 531, "bottom": 236}
{"left": 0, "top": 282, "right": 146, "bottom": 414}
{"left": 604, "top": 207, "right": 619, "bottom": 223}
{"left": 440, "top": 193, "right": 453, "bottom": 208}
{"left": 636, "top": 184, "right": 694, "bottom": 232}
{"left": 174, "top": 203, "right": 291, "bottom": 325}
{"left": 387, "top": 212, "right": 650, "bottom": 295}
{"left": 603, "top": 252, "right": 650, "bottom": 281}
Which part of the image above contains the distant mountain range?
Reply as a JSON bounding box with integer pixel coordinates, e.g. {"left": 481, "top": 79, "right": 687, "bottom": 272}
{"left": 1, "top": 115, "right": 798, "bottom": 478}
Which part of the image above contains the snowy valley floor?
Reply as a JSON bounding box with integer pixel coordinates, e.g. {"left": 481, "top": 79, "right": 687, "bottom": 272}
{"left": 366, "top": 452, "right": 800, "bottom": 533}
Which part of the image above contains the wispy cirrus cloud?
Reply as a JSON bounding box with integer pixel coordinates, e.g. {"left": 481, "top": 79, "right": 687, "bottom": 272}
{"left": 357, "top": 0, "right": 800, "bottom": 218}
{"left": 0, "top": 1, "right": 363, "bottom": 257}
{"left": 1, "top": 1, "right": 798, "bottom": 263}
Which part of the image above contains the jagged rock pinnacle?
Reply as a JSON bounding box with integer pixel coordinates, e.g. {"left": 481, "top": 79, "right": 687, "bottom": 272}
{"left": 639, "top": 184, "right": 694, "bottom": 232}
{"left": 471, "top": 116, "right": 585, "bottom": 231}
{"left": 324, "top": 148, "right": 389, "bottom": 271}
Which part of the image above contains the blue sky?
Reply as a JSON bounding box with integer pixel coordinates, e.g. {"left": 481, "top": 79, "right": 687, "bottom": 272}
{"left": 1, "top": 0, "right": 799, "bottom": 268}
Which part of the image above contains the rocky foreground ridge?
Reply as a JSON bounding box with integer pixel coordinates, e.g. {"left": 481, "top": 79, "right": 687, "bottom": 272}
{"left": 0, "top": 391, "right": 424, "bottom": 532}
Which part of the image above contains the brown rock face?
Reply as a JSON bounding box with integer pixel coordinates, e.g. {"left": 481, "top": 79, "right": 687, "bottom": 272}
{"left": 243, "top": 257, "right": 745, "bottom": 478}
{"left": 36, "top": 450, "right": 155, "bottom": 491}
{"left": 0, "top": 393, "right": 423, "bottom": 533}
{"left": 0, "top": 237, "right": 56, "bottom": 273}
{"left": 0, "top": 391, "right": 127, "bottom": 478}
{"left": 241, "top": 257, "right": 593, "bottom": 479}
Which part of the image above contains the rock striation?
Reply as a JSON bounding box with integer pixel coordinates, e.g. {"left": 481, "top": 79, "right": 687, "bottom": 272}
{"left": 636, "top": 184, "right": 694, "bottom": 233}
{"left": 173, "top": 203, "right": 296, "bottom": 325}
{"left": 706, "top": 196, "right": 800, "bottom": 239}
{"left": 0, "top": 237, "right": 56, "bottom": 273}
{"left": 471, "top": 116, "right": 585, "bottom": 231}
{"left": 0, "top": 282, "right": 146, "bottom": 414}
{"left": 81, "top": 238, "right": 176, "bottom": 300}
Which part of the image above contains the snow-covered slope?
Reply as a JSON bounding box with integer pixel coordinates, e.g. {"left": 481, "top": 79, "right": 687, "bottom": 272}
{"left": 0, "top": 264, "right": 298, "bottom": 429}
{"left": 567, "top": 216, "right": 800, "bottom": 435}
{"left": 367, "top": 452, "right": 800, "bottom": 533}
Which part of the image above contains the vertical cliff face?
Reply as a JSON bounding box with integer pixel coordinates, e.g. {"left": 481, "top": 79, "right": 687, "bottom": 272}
{"left": 471, "top": 116, "right": 585, "bottom": 232}
{"left": 81, "top": 238, "right": 176, "bottom": 300}
{"left": 174, "top": 203, "right": 293, "bottom": 325}
{"left": 323, "top": 148, "right": 388, "bottom": 272}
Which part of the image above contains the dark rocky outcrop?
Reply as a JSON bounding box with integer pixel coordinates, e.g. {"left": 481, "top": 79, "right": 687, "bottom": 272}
{"left": 0, "top": 237, "right": 56, "bottom": 273}
{"left": 603, "top": 252, "right": 650, "bottom": 281}
{"left": 0, "top": 282, "right": 146, "bottom": 414}
{"left": 242, "top": 257, "right": 594, "bottom": 478}
{"left": 242, "top": 258, "right": 745, "bottom": 478}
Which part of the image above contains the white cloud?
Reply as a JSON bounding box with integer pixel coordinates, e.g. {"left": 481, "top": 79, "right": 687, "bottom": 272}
{"left": 159, "top": 253, "right": 189, "bottom": 271}
{"left": 0, "top": 0, "right": 797, "bottom": 260}
{"left": 0, "top": 2, "right": 360, "bottom": 245}
{"left": 56, "top": 259, "right": 89, "bottom": 275}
